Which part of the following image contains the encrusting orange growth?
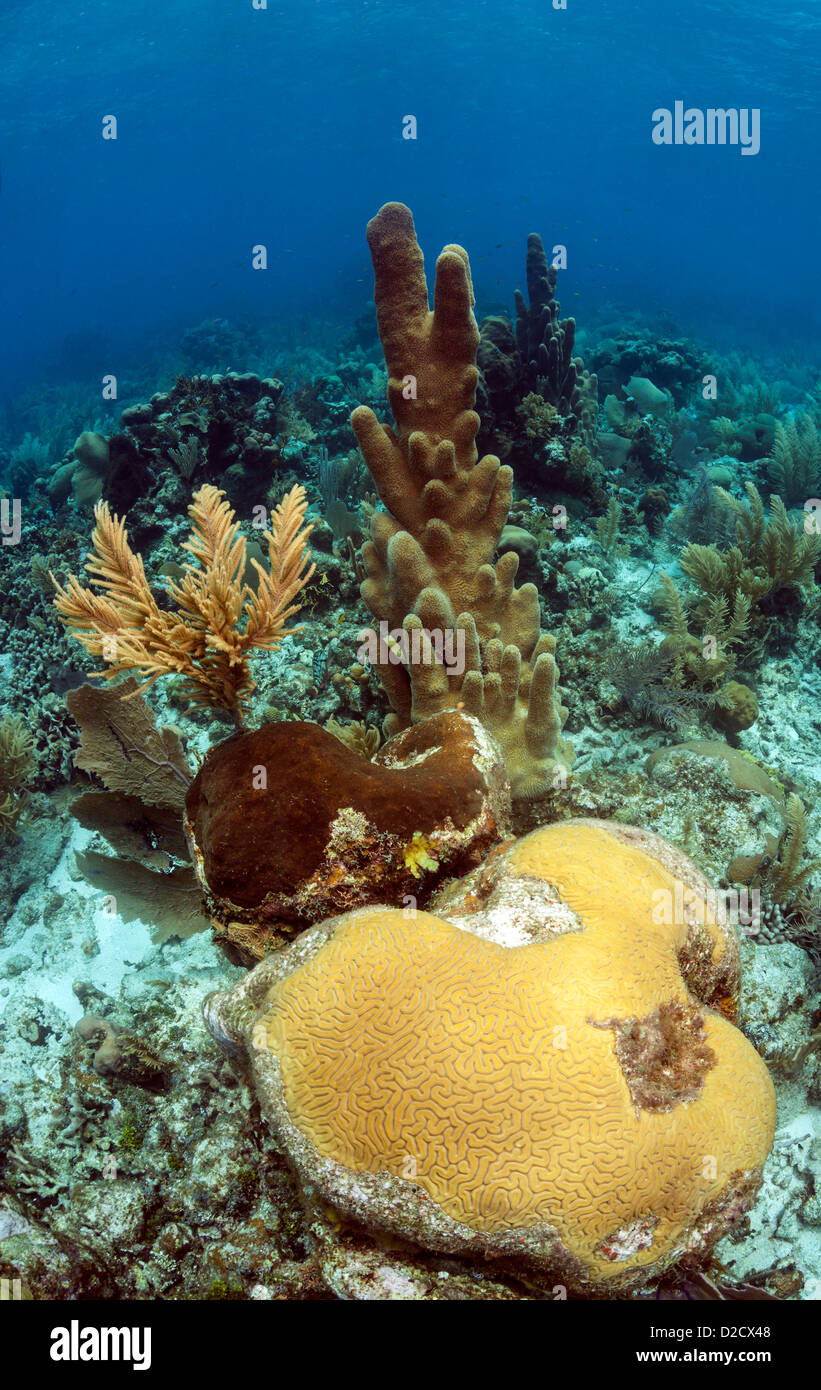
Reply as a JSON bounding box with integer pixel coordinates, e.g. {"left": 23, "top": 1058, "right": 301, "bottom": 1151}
{"left": 52, "top": 483, "right": 314, "bottom": 725}
{"left": 209, "top": 819, "right": 776, "bottom": 1294}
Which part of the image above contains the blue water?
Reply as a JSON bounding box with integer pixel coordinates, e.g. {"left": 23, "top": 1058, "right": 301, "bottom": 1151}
{"left": 1, "top": 0, "right": 818, "bottom": 398}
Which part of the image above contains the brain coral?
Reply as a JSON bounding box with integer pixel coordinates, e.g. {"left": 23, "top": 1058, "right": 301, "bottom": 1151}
{"left": 205, "top": 819, "right": 775, "bottom": 1295}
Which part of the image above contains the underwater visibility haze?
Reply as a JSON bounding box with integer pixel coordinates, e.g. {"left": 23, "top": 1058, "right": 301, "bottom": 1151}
{"left": 0, "top": 0, "right": 820, "bottom": 1319}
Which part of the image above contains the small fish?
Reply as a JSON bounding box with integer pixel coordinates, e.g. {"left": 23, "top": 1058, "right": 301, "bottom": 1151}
{"left": 313, "top": 648, "right": 328, "bottom": 691}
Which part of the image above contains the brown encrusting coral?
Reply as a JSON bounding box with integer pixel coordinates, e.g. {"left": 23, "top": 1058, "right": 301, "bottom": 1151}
{"left": 351, "top": 202, "right": 572, "bottom": 799}
{"left": 185, "top": 709, "right": 512, "bottom": 962}
{"left": 51, "top": 483, "right": 315, "bottom": 726}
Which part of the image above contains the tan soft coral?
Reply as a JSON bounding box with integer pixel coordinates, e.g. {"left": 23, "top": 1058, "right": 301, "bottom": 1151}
{"left": 51, "top": 484, "right": 314, "bottom": 726}
{"left": 0, "top": 715, "right": 37, "bottom": 836}
{"left": 351, "top": 202, "right": 572, "bottom": 799}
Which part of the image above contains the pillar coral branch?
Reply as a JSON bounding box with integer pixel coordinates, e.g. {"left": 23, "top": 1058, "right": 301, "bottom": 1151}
{"left": 351, "top": 202, "right": 572, "bottom": 798}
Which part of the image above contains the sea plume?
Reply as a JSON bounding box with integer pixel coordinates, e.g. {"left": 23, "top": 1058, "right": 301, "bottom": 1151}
{"left": 52, "top": 483, "right": 314, "bottom": 725}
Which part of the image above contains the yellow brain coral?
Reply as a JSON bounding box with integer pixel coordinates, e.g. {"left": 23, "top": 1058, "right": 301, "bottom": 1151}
{"left": 206, "top": 819, "right": 776, "bottom": 1294}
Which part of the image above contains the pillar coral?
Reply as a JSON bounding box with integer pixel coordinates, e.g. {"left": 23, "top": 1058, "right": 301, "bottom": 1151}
{"left": 351, "top": 202, "right": 572, "bottom": 799}
{"left": 514, "top": 232, "right": 598, "bottom": 443}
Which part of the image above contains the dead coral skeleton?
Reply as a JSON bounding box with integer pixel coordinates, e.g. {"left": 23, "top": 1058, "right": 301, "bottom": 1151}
{"left": 6, "top": 1143, "right": 64, "bottom": 1200}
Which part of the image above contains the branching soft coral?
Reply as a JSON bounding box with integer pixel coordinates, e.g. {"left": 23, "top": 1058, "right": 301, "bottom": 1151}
{"left": 52, "top": 484, "right": 314, "bottom": 726}
{"left": 0, "top": 715, "right": 37, "bottom": 836}
{"left": 708, "top": 482, "right": 819, "bottom": 592}
{"left": 768, "top": 414, "right": 820, "bottom": 505}
{"left": 603, "top": 638, "right": 716, "bottom": 733}
{"left": 660, "top": 482, "right": 819, "bottom": 662}
{"left": 756, "top": 794, "right": 821, "bottom": 904}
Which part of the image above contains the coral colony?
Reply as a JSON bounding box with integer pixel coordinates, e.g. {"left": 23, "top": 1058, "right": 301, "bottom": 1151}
{"left": 1, "top": 198, "right": 820, "bottom": 1305}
